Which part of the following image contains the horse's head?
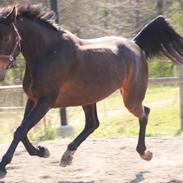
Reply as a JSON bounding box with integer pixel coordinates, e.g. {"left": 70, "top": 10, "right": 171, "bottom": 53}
{"left": 0, "top": 6, "right": 21, "bottom": 80}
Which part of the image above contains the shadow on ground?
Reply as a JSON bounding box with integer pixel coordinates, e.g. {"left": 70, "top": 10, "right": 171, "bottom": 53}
{"left": 166, "top": 180, "right": 183, "bottom": 183}
{"left": 58, "top": 181, "right": 94, "bottom": 183}
{"left": 128, "top": 171, "right": 150, "bottom": 183}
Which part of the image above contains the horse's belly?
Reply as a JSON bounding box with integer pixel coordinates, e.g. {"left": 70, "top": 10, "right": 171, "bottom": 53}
{"left": 54, "top": 80, "right": 120, "bottom": 107}
{"left": 54, "top": 55, "right": 125, "bottom": 107}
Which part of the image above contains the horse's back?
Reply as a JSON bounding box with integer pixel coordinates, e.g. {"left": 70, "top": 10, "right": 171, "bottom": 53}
{"left": 79, "top": 36, "right": 146, "bottom": 81}
{"left": 55, "top": 35, "right": 147, "bottom": 107}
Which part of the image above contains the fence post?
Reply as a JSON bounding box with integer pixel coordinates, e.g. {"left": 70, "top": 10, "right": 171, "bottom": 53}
{"left": 50, "top": 0, "right": 74, "bottom": 136}
{"left": 50, "top": 0, "right": 60, "bottom": 23}
{"left": 179, "top": 64, "right": 183, "bottom": 129}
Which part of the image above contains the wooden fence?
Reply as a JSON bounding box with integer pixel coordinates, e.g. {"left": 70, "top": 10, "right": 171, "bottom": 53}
{"left": 0, "top": 85, "right": 25, "bottom": 111}
{"left": 149, "top": 76, "right": 183, "bottom": 129}
{"left": 0, "top": 77, "right": 183, "bottom": 128}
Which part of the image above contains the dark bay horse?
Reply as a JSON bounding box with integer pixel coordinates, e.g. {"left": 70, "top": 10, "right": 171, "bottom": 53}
{"left": 0, "top": 4, "right": 183, "bottom": 176}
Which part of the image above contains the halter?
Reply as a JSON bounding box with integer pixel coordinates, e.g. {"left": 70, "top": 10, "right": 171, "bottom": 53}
{"left": 0, "top": 23, "right": 21, "bottom": 69}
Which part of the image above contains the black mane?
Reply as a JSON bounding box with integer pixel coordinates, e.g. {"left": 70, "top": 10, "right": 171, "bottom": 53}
{"left": 0, "top": 4, "right": 60, "bottom": 31}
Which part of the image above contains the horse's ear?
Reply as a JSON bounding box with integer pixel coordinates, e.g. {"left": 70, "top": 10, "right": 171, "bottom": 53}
{"left": 6, "top": 6, "right": 17, "bottom": 24}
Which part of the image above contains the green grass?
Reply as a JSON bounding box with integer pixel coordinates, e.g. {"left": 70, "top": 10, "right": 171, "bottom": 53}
{"left": 0, "top": 85, "right": 182, "bottom": 143}
{"left": 74, "top": 85, "right": 182, "bottom": 137}
{"left": 28, "top": 126, "right": 57, "bottom": 141}
{"left": 145, "top": 85, "right": 180, "bottom": 136}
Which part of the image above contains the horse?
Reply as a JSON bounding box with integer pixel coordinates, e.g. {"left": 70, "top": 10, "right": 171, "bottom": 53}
{"left": 0, "top": 4, "right": 183, "bottom": 177}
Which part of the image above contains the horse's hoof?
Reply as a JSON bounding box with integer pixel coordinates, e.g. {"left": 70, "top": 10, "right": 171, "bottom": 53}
{"left": 38, "top": 146, "right": 50, "bottom": 158}
{"left": 0, "top": 169, "right": 7, "bottom": 179}
{"left": 140, "top": 150, "right": 153, "bottom": 161}
{"left": 60, "top": 150, "right": 75, "bottom": 167}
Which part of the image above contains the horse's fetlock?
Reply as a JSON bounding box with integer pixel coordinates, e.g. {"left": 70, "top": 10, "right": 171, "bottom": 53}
{"left": 1, "top": 154, "right": 11, "bottom": 165}
{"left": 136, "top": 145, "right": 146, "bottom": 155}
{"left": 68, "top": 143, "right": 77, "bottom": 151}
{"left": 28, "top": 150, "right": 35, "bottom": 156}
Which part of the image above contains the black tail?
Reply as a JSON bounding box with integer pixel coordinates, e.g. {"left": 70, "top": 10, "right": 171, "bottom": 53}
{"left": 133, "top": 16, "right": 183, "bottom": 64}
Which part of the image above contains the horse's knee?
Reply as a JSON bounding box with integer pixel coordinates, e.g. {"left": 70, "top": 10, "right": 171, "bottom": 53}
{"left": 92, "top": 120, "right": 99, "bottom": 129}
{"left": 87, "top": 120, "right": 99, "bottom": 131}
{"left": 125, "top": 104, "right": 144, "bottom": 118}
{"left": 125, "top": 103, "right": 150, "bottom": 118}
{"left": 14, "top": 126, "right": 27, "bottom": 141}
{"left": 144, "top": 106, "right": 150, "bottom": 116}
{"left": 139, "top": 106, "right": 150, "bottom": 123}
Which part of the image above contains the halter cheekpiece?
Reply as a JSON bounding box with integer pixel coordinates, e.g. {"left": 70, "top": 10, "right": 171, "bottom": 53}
{"left": 0, "top": 23, "right": 21, "bottom": 69}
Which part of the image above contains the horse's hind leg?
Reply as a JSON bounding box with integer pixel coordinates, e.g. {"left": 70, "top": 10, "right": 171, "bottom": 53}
{"left": 60, "top": 103, "right": 99, "bottom": 167}
{"left": 125, "top": 102, "right": 152, "bottom": 161}
{"left": 136, "top": 106, "right": 152, "bottom": 161}
{"left": 121, "top": 88, "right": 153, "bottom": 161}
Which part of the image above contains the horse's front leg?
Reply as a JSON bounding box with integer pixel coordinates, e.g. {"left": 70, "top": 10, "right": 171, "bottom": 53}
{"left": 22, "top": 136, "right": 50, "bottom": 158}
{"left": 60, "top": 103, "right": 99, "bottom": 167}
{"left": 0, "top": 97, "right": 51, "bottom": 177}
{"left": 21, "top": 99, "right": 50, "bottom": 158}
{"left": 136, "top": 106, "right": 153, "bottom": 161}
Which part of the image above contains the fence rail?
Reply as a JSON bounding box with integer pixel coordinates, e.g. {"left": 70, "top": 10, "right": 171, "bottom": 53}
{"left": 0, "top": 77, "right": 183, "bottom": 128}
{"left": 149, "top": 77, "right": 183, "bottom": 129}
{"left": 0, "top": 77, "right": 182, "bottom": 104}
{"left": 0, "top": 77, "right": 181, "bottom": 90}
{"left": 149, "top": 77, "right": 183, "bottom": 84}
{"left": 0, "top": 85, "right": 22, "bottom": 90}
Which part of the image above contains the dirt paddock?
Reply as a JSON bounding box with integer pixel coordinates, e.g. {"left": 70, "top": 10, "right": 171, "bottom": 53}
{"left": 1, "top": 137, "right": 183, "bottom": 183}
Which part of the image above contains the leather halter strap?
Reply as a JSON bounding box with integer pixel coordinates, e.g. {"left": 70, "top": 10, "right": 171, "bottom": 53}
{"left": 0, "top": 23, "right": 21, "bottom": 69}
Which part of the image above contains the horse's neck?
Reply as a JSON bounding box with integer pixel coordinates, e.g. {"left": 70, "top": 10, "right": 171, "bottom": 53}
{"left": 16, "top": 17, "right": 59, "bottom": 63}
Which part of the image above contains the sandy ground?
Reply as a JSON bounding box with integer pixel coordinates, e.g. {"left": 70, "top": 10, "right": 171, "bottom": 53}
{"left": 0, "top": 137, "right": 183, "bottom": 183}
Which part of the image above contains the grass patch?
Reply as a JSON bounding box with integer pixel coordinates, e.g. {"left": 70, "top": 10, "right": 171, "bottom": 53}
{"left": 0, "top": 85, "right": 182, "bottom": 143}
{"left": 28, "top": 126, "right": 57, "bottom": 141}
{"left": 74, "top": 85, "right": 182, "bottom": 137}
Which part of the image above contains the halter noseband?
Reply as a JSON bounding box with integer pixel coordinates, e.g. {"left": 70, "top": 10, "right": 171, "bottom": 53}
{"left": 0, "top": 23, "right": 21, "bottom": 69}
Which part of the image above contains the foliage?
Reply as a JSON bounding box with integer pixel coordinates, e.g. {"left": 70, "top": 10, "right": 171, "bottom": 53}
{"left": 0, "top": 0, "right": 182, "bottom": 83}
{"left": 0, "top": 85, "right": 182, "bottom": 144}
{"left": 148, "top": 58, "right": 177, "bottom": 78}
{"left": 28, "top": 126, "right": 57, "bottom": 141}
{"left": 1, "top": 54, "right": 25, "bottom": 85}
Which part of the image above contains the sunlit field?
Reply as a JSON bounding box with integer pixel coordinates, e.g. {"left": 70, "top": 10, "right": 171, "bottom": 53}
{"left": 74, "top": 85, "right": 180, "bottom": 137}
{"left": 0, "top": 85, "right": 181, "bottom": 143}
